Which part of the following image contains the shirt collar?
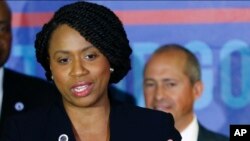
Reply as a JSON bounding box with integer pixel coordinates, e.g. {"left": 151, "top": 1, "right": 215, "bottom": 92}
{"left": 181, "top": 115, "right": 199, "bottom": 141}
{"left": 0, "top": 67, "right": 4, "bottom": 116}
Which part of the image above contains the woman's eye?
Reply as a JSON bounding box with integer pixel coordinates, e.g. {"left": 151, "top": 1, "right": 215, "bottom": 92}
{"left": 58, "top": 58, "right": 69, "bottom": 64}
{"left": 85, "top": 53, "right": 97, "bottom": 60}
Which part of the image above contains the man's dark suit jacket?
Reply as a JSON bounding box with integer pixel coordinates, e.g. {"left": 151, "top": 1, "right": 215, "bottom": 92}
{"left": 1, "top": 100, "right": 182, "bottom": 141}
{"left": 198, "top": 123, "right": 229, "bottom": 141}
{"left": 0, "top": 68, "right": 58, "bottom": 133}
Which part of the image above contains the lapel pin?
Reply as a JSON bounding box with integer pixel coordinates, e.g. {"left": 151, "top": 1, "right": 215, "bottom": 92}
{"left": 14, "top": 102, "right": 24, "bottom": 111}
{"left": 58, "top": 134, "right": 68, "bottom": 141}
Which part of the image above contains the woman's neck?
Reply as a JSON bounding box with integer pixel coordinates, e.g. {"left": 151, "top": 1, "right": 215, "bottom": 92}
{"left": 64, "top": 98, "right": 111, "bottom": 141}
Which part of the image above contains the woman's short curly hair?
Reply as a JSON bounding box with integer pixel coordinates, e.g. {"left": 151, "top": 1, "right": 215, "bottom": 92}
{"left": 35, "top": 1, "right": 132, "bottom": 83}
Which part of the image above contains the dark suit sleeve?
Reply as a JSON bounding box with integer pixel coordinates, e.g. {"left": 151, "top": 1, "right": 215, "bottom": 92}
{"left": 198, "top": 123, "right": 229, "bottom": 141}
{"left": 161, "top": 112, "right": 182, "bottom": 141}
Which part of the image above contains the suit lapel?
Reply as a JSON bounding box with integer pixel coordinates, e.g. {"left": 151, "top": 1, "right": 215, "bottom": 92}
{"left": 43, "top": 100, "right": 76, "bottom": 141}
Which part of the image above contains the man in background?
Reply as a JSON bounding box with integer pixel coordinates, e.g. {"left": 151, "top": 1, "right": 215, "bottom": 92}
{"left": 143, "top": 44, "right": 229, "bottom": 141}
{"left": 0, "top": 1, "right": 58, "bottom": 132}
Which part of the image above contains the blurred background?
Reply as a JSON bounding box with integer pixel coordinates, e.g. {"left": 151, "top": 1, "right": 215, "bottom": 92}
{"left": 6, "top": 0, "right": 250, "bottom": 136}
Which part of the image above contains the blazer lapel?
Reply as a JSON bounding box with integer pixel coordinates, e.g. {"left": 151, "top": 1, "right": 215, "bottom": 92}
{"left": 43, "top": 100, "right": 76, "bottom": 141}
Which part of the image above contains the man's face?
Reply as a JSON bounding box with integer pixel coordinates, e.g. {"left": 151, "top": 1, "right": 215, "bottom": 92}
{"left": 143, "top": 51, "right": 201, "bottom": 126}
{"left": 0, "top": 1, "right": 12, "bottom": 67}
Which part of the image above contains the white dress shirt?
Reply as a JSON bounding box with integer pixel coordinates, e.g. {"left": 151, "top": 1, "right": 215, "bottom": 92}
{"left": 0, "top": 67, "right": 4, "bottom": 117}
{"left": 181, "top": 115, "right": 199, "bottom": 141}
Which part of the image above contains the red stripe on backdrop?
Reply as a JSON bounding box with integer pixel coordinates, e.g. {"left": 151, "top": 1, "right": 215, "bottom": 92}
{"left": 13, "top": 12, "right": 53, "bottom": 27}
{"left": 12, "top": 8, "right": 250, "bottom": 27}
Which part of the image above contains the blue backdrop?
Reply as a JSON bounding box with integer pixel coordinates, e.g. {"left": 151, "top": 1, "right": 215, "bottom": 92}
{"left": 6, "top": 1, "right": 250, "bottom": 136}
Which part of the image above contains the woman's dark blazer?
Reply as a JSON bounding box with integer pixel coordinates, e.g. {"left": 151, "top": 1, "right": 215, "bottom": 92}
{"left": 1, "top": 99, "right": 182, "bottom": 141}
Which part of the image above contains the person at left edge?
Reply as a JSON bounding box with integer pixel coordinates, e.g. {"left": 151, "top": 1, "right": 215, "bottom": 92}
{"left": 1, "top": 1, "right": 181, "bottom": 141}
{"left": 0, "top": 0, "right": 58, "bottom": 134}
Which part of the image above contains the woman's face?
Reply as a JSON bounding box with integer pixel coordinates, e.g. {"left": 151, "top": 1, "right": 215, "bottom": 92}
{"left": 48, "top": 24, "right": 111, "bottom": 108}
